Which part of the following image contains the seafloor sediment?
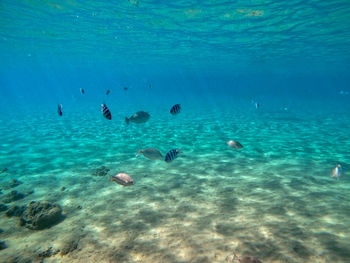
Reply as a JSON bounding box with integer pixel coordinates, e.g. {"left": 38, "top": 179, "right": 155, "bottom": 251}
{"left": 0, "top": 108, "right": 349, "bottom": 263}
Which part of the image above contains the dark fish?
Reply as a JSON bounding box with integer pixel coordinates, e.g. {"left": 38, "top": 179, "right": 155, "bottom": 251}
{"left": 123, "top": 87, "right": 128, "bottom": 91}
{"left": 227, "top": 140, "right": 243, "bottom": 149}
{"left": 170, "top": 104, "right": 181, "bottom": 115}
{"left": 80, "top": 88, "right": 85, "bottom": 95}
{"left": 165, "top": 148, "right": 182, "bottom": 163}
{"left": 125, "top": 111, "right": 150, "bottom": 125}
{"left": 57, "top": 104, "right": 63, "bottom": 116}
{"left": 106, "top": 89, "right": 110, "bottom": 95}
{"left": 0, "top": 168, "right": 8, "bottom": 175}
{"left": 232, "top": 253, "right": 262, "bottom": 263}
{"left": 101, "top": 104, "right": 112, "bottom": 120}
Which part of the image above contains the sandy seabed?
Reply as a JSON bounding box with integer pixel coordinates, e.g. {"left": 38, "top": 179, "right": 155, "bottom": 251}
{"left": 1, "top": 109, "right": 350, "bottom": 263}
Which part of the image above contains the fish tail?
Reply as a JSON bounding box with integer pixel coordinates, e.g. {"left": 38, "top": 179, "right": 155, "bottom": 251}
{"left": 231, "top": 253, "right": 239, "bottom": 262}
{"left": 136, "top": 150, "right": 142, "bottom": 157}
{"left": 125, "top": 117, "right": 129, "bottom": 125}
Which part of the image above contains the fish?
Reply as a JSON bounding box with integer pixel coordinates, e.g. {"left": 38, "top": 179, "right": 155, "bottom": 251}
{"left": 101, "top": 104, "right": 112, "bottom": 120}
{"left": 136, "top": 148, "right": 163, "bottom": 160}
{"left": 106, "top": 89, "right": 110, "bottom": 95}
{"left": 112, "top": 173, "right": 134, "bottom": 186}
{"left": 165, "top": 148, "right": 182, "bottom": 163}
{"left": 123, "top": 87, "right": 128, "bottom": 91}
{"left": 231, "top": 253, "right": 262, "bottom": 263}
{"left": 80, "top": 88, "right": 85, "bottom": 95}
{"left": 57, "top": 104, "right": 63, "bottom": 116}
{"left": 125, "top": 111, "right": 150, "bottom": 125}
{"left": 331, "top": 164, "right": 342, "bottom": 180}
{"left": 227, "top": 140, "right": 243, "bottom": 149}
{"left": 170, "top": 104, "right": 181, "bottom": 115}
{"left": 0, "top": 168, "right": 8, "bottom": 175}
{"left": 251, "top": 100, "right": 259, "bottom": 109}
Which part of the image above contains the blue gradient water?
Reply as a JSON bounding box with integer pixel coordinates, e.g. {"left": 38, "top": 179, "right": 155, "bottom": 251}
{"left": 1, "top": 1, "right": 350, "bottom": 263}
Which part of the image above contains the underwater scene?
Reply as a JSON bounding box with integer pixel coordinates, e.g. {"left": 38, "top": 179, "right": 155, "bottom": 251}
{"left": 1, "top": 0, "right": 350, "bottom": 263}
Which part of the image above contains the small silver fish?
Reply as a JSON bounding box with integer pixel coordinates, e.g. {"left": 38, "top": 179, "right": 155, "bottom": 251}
{"left": 227, "top": 140, "right": 243, "bottom": 149}
{"left": 331, "top": 164, "right": 342, "bottom": 180}
{"left": 136, "top": 148, "right": 163, "bottom": 160}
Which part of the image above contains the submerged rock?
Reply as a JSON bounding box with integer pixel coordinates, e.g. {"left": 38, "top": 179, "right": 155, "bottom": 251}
{"left": 92, "top": 166, "right": 110, "bottom": 177}
{"left": 0, "top": 240, "right": 6, "bottom": 250}
{"left": 21, "top": 201, "right": 63, "bottom": 230}
{"left": 230, "top": 253, "right": 263, "bottom": 263}
{"left": 0, "top": 203, "right": 8, "bottom": 212}
{"left": 6, "top": 201, "right": 63, "bottom": 230}
{"left": 1, "top": 190, "right": 25, "bottom": 203}
{"left": 60, "top": 238, "right": 79, "bottom": 255}
{"left": 38, "top": 246, "right": 60, "bottom": 258}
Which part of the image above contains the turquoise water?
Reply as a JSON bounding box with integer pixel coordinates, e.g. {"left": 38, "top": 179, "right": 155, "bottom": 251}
{"left": 1, "top": 1, "right": 350, "bottom": 263}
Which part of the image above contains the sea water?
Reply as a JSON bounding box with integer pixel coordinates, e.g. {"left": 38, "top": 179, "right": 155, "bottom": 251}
{"left": 0, "top": 1, "right": 350, "bottom": 262}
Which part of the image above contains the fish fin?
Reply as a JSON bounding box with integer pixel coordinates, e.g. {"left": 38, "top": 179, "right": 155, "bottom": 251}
{"left": 125, "top": 117, "right": 129, "bottom": 125}
{"left": 231, "top": 253, "right": 239, "bottom": 262}
{"left": 136, "top": 150, "right": 142, "bottom": 157}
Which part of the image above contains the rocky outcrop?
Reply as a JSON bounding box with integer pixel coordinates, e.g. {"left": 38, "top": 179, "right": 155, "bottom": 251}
{"left": 92, "top": 166, "right": 110, "bottom": 176}
{"left": 21, "top": 201, "right": 63, "bottom": 230}
{"left": 0, "top": 240, "right": 6, "bottom": 250}
{"left": 6, "top": 201, "right": 63, "bottom": 230}
{"left": 0, "top": 203, "right": 8, "bottom": 212}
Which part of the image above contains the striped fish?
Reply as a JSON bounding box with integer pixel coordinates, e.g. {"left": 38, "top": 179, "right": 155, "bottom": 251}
{"left": 101, "top": 104, "right": 112, "bottom": 120}
{"left": 57, "top": 104, "right": 63, "bottom": 116}
{"left": 170, "top": 104, "right": 181, "bottom": 115}
{"left": 165, "top": 148, "right": 182, "bottom": 163}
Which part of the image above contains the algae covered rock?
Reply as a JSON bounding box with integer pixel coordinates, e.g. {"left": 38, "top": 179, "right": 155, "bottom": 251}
{"left": 6, "top": 201, "right": 63, "bottom": 230}
{"left": 21, "top": 201, "right": 63, "bottom": 230}
{"left": 60, "top": 238, "right": 79, "bottom": 255}
{"left": 0, "top": 240, "right": 6, "bottom": 250}
{"left": 0, "top": 203, "right": 8, "bottom": 212}
{"left": 92, "top": 166, "right": 110, "bottom": 177}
